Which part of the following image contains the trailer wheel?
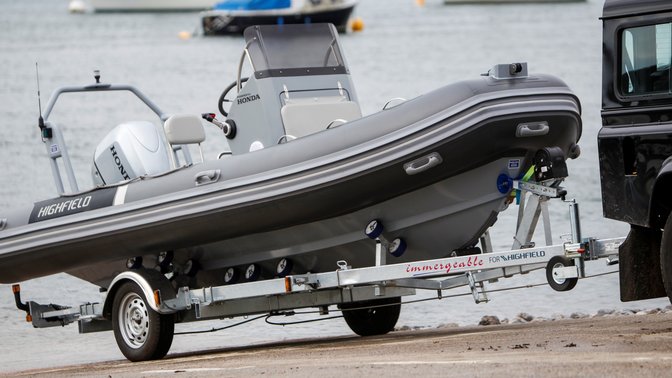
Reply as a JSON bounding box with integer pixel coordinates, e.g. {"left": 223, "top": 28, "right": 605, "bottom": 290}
{"left": 340, "top": 297, "right": 401, "bottom": 336}
{"left": 545, "top": 256, "right": 578, "bottom": 292}
{"left": 660, "top": 214, "right": 672, "bottom": 304}
{"left": 112, "top": 282, "right": 174, "bottom": 362}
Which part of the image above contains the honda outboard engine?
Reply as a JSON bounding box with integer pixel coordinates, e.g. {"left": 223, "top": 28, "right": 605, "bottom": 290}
{"left": 91, "top": 121, "right": 171, "bottom": 186}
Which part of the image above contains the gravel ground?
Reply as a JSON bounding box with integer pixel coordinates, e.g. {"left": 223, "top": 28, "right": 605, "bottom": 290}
{"left": 5, "top": 311, "right": 672, "bottom": 377}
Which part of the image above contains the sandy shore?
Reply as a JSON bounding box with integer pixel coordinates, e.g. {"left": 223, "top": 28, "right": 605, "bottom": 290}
{"left": 5, "top": 311, "right": 672, "bottom": 377}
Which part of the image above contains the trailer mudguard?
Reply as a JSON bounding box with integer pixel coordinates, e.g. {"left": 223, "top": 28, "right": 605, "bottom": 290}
{"left": 102, "top": 268, "right": 177, "bottom": 317}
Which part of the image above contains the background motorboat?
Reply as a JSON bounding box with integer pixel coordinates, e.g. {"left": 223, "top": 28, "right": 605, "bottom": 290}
{"left": 201, "top": 0, "right": 357, "bottom": 35}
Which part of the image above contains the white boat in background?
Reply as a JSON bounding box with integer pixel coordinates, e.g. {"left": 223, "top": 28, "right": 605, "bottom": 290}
{"left": 72, "top": 0, "right": 218, "bottom": 13}
{"left": 68, "top": 0, "right": 88, "bottom": 13}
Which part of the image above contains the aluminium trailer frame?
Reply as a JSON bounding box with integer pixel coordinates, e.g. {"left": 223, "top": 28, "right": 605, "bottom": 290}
{"left": 12, "top": 178, "right": 624, "bottom": 336}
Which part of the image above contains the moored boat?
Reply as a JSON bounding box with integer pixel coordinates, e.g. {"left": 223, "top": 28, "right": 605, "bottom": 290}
{"left": 201, "top": 0, "right": 357, "bottom": 35}
{"left": 82, "top": 0, "right": 217, "bottom": 13}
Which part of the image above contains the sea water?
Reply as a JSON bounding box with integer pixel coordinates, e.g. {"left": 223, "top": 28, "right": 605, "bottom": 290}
{"left": 0, "top": 0, "right": 669, "bottom": 372}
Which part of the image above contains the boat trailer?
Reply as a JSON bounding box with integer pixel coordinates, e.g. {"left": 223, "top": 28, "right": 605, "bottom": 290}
{"left": 12, "top": 176, "right": 623, "bottom": 344}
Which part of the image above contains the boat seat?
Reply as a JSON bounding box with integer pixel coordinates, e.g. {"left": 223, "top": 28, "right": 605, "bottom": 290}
{"left": 280, "top": 96, "right": 362, "bottom": 139}
{"left": 164, "top": 114, "right": 206, "bottom": 167}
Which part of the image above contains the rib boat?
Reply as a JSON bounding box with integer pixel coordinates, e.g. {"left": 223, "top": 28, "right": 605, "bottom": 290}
{"left": 0, "top": 23, "right": 581, "bottom": 290}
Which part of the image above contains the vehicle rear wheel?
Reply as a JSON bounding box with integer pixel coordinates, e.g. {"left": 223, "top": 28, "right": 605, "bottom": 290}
{"left": 660, "top": 214, "right": 672, "bottom": 304}
{"left": 340, "top": 297, "right": 401, "bottom": 336}
{"left": 112, "top": 282, "right": 174, "bottom": 362}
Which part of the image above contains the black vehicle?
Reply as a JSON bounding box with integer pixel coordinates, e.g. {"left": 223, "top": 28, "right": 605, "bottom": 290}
{"left": 599, "top": 0, "right": 672, "bottom": 303}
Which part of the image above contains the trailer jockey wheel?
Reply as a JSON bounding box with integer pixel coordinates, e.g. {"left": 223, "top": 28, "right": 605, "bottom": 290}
{"left": 339, "top": 297, "right": 401, "bottom": 336}
{"left": 112, "top": 282, "right": 174, "bottom": 361}
{"left": 660, "top": 214, "right": 672, "bottom": 304}
{"left": 545, "top": 256, "right": 578, "bottom": 292}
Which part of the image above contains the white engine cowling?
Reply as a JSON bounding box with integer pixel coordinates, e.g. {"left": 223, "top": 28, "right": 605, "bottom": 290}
{"left": 92, "top": 121, "right": 171, "bottom": 186}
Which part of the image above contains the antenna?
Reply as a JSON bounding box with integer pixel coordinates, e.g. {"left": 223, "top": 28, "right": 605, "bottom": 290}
{"left": 35, "top": 63, "right": 51, "bottom": 138}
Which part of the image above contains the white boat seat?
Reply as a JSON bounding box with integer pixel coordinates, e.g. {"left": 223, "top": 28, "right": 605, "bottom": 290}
{"left": 280, "top": 96, "right": 362, "bottom": 139}
{"left": 164, "top": 114, "right": 206, "bottom": 167}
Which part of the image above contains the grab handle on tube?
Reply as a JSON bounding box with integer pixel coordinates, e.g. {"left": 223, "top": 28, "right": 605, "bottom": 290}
{"left": 516, "top": 121, "right": 549, "bottom": 137}
{"left": 404, "top": 152, "right": 443, "bottom": 175}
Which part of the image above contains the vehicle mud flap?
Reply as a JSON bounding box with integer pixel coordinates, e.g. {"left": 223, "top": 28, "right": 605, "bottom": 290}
{"left": 619, "top": 224, "right": 666, "bottom": 301}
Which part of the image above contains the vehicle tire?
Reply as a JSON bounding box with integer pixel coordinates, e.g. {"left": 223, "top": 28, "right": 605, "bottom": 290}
{"left": 112, "top": 281, "right": 175, "bottom": 362}
{"left": 660, "top": 214, "right": 672, "bottom": 304}
{"left": 340, "top": 297, "right": 401, "bottom": 336}
{"left": 545, "top": 256, "right": 578, "bottom": 292}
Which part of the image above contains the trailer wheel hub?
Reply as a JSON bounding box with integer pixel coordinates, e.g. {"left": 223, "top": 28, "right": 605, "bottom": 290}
{"left": 119, "top": 292, "right": 149, "bottom": 349}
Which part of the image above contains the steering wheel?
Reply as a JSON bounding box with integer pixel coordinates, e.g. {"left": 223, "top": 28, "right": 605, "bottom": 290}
{"left": 218, "top": 77, "right": 249, "bottom": 117}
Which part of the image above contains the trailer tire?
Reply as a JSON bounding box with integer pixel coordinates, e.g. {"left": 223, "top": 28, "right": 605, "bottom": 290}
{"left": 340, "top": 297, "right": 401, "bottom": 336}
{"left": 546, "top": 256, "right": 578, "bottom": 292}
{"left": 112, "top": 282, "right": 174, "bottom": 362}
{"left": 660, "top": 214, "right": 672, "bottom": 304}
